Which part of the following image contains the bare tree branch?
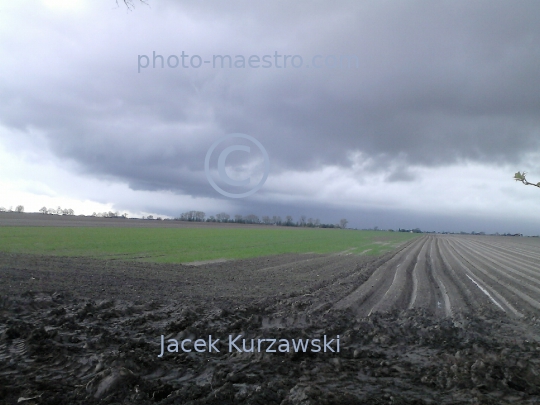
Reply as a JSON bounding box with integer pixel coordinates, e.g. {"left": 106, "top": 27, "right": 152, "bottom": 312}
{"left": 115, "top": 0, "right": 149, "bottom": 11}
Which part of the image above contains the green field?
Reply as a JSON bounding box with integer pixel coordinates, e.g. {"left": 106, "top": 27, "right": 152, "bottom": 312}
{"left": 0, "top": 227, "right": 419, "bottom": 263}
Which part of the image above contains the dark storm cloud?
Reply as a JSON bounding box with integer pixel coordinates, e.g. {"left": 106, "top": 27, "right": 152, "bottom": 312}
{"left": 1, "top": 0, "right": 540, "bottom": 199}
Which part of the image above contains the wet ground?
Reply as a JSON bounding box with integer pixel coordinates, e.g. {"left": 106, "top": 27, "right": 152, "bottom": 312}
{"left": 2, "top": 235, "right": 540, "bottom": 404}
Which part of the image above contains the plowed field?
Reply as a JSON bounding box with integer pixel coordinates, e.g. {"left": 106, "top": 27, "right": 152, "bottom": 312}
{"left": 333, "top": 235, "right": 540, "bottom": 318}
{"left": 1, "top": 234, "right": 540, "bottom": 404}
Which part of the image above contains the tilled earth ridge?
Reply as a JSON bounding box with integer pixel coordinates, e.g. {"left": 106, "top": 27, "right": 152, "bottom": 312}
{"left": 2, "top": 234, "right": 540, "bottom": 404}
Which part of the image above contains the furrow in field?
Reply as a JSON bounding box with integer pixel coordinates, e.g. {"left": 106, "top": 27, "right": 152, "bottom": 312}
{"left": 437, "top": 238, "right": 516, "bottom": 315}
{"left": 407, "top": 237, "right": 431, "bottom": 310}
{"left": 464, "top": 274, "right": 505, "bottom": 311}
{"left": 434, "top": 238, "right": 491, "bottom": 315}
{"left": 367, "top": 237, "right": 426, "bottom": 315}
{"left": 458, "top": 238, "right": 540, "bottom": 282}
{"left": 328, "top": 234, "right": 540, "bottom": 320}
{"left": 464, "top": 235, "right": 540, "bottom": 264}
{"left": 332, "top": 236, "right": 427, "bottom": 316}
{"left": 449, "top": 237, "right": 540, "bottom": 307}
{"left": 444, "top": 238, "right": 532, "bottom": 316}
{"left": 493, "top": 237, "right": 540, "bottom": 254}
{"left": 471, "top": 238, "right": 540, "bottom": 263}
{"left": 449, "top": 238, "right": 540, "bottom": 290}
{"left": 407, "top": 236, "right": 449, "bottom": 316}
{"left": 307, "top": 236, "right": 424, "bottom": 312}
{"left": 444, "top": 238, "right": 526, "bottom": 315}
{"left": 428, "top": 238, "right": 457, "bottom": 317}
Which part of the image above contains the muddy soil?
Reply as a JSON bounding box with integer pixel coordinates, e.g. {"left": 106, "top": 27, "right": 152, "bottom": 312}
{"left": 2, "top": 236, "right": 540, "bottom": 404}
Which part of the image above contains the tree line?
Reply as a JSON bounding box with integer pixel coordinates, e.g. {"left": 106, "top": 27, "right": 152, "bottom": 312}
{"left": 0, "top": 205, "right": 25, "bottom": 213}
{"left": 174, "top": 211, "right": 348, "bottom": 228}
{"left": 0, "top": 205, "right": 75, "bottom": 215}
{"left": 1, "top": 205, "right": 348, "bottom": 228}
{"left": 39, "top": 206, "right": 75, "bottom": 215}
{"left": 91, "top": 211, "right": 129, "bottom": 218}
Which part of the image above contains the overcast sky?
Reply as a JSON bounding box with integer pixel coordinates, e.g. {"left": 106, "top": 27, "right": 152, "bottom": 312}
{"left": 1, "top": 0, "right": 540, "bottom": 234}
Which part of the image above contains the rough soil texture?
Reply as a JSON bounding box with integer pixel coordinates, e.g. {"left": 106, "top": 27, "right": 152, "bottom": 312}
{"left": 2, "top": 235, "right": 540, "bottom": 404}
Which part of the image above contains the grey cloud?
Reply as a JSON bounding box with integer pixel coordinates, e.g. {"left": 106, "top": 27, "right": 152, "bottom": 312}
{"left": 386, "top": 169, "right": 417, "bottom": 183}
{"left": 1, "top": 0, "right": 540, "bottom": 200}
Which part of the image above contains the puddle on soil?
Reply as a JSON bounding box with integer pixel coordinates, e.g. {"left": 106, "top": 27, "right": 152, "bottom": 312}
{"left": 182, "top": 258, "right": 229, "bottom": 266}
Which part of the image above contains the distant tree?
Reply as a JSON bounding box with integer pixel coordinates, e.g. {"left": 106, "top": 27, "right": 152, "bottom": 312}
{"left": 244, "top": 214, "right": 259, "bottom": 224}
{"left": 67, "top": 208, "right": 74, "bottom": 215}
{"left": 39, "top": 206, "right": 47, "bottom": 214}
{"left": 514, "top": 171, "right": 540, "bottom": 188}
{"left": 339, "top": 218, "right": 348, "bottom": 229}
{"left": 15, "top": 205, "right": 24, "bottom": 213}
{"left": 179, "top": 210, "right": 206, "bottom": 222}
{"left": 56, "top": 206, "right": 63, "bottom": 215}
{"left": 48, "top": 208, "right": 56, "bottom": 215}
{"left": 234, "top": 214, "right": 243, "bottom": 223}
{"left": 314, "top": 218, "right": 320, "bottom": 227}
{"left": 0, "top": 207, "right": 5, "bottom": 212}
{"left": 180, "top": 211, "right": 189, "bottom": 221}
{"left": 299, "top": 215, "right": 306, "bottom": 227}
{"left": 157, "top": 216, "right": 162, "bottom": 220}
{"left": 195, "top": 211, "right": 205, "bottom": 221}
{"left": 122, "top": 213, "right": 128, "bottom": 218}
{"left": 285, "top": 216, "right": 294, "bottom": 226}
{"left": 216, "top": 212, "right": 230, "bottom": 223}
{"left": 147, "top": 215, "right": 153, "bottom": 220}
{"left": 92, "top": 212, "right": 97, "bottom": 217}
